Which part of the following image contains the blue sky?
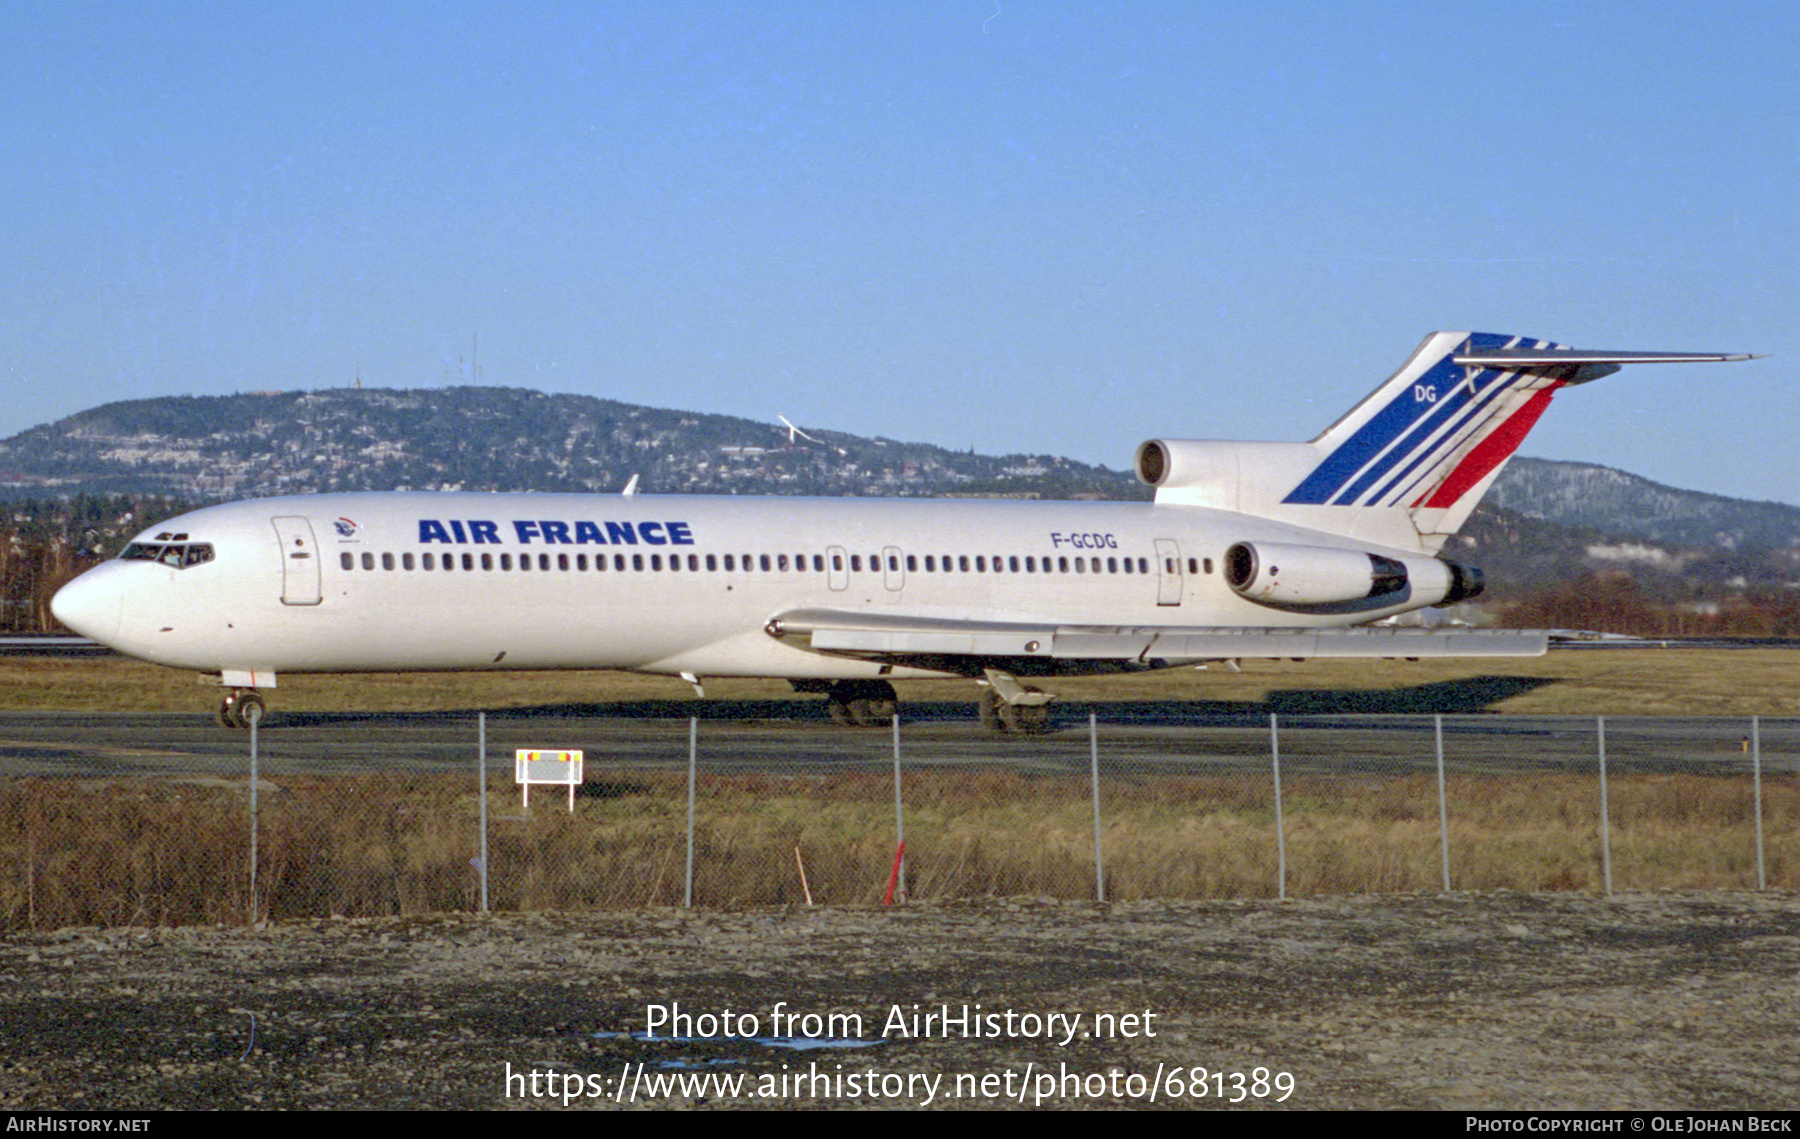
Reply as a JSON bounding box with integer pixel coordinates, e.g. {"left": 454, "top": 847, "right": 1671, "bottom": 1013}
{"left": 5, "top": 2, "right": 1794, "bottom": 503}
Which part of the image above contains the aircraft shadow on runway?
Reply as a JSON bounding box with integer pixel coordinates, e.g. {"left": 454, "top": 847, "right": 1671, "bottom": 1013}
{"left": 264, "top": 674, "right": 1557, "bottom": 729}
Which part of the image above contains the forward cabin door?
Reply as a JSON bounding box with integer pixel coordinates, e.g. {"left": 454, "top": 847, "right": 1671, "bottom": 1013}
{"left": 882, "top": 544, "right": 906, "bottom": 601}
{"left": 272, "top": 517, "right": 323, "bottom": 606}
{"left": 1154, "top": 538, "right": 1183, "bottom": 606}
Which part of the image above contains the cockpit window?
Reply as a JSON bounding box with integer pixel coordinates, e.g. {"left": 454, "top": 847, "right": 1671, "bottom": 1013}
{"left": 122, "top": 542, "right": 215, "bottom": 568}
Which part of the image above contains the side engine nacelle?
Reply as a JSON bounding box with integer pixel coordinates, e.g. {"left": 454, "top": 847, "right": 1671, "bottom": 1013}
{"left": 1224, "top": 541, "right": 1484, "bottom": 612}
{"left": 1133, "top": 439, "right": 1321, "bottom": 513}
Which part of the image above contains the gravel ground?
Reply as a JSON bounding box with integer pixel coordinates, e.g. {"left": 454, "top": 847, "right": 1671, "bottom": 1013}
{"left": 1, "top": 892, "right": 1796, "bottom": 1111}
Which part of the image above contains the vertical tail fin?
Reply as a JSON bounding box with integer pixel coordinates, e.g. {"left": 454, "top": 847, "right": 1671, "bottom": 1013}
{"left": 1283, "top": 332, "right": 1577, "bottom": 545}
{"left": 1142, "top": 332, "right": 1756, "bottom": 553}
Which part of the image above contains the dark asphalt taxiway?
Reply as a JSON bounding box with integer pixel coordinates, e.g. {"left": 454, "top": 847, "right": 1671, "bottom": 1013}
{"left": 1, "top": 705, "right": 1792, "bottom": 780}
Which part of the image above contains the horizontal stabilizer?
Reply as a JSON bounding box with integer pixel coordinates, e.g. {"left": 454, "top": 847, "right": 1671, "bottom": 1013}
{"left": 1453, "top": 348, "right": 1761, "bottom": 367}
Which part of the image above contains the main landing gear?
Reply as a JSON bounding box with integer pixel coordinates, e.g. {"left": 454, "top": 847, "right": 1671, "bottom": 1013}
{"left": 824, "top": 679, "right": 898, "bottom": 728}
{"left": 217, "top": 688, "right": 266, "bottom": 730}
{"left": 977, "top": 670, "right": 1054, "bottom": 734}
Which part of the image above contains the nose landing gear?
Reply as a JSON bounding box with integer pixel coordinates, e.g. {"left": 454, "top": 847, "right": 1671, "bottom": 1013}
{"left": 218, "top": 688, "right": 266, "bottom": 729}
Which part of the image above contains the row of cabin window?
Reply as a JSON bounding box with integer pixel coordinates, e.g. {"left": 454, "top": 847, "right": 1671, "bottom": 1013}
{"left": 339, "top": 550, "right": 1220, "bottom": 577}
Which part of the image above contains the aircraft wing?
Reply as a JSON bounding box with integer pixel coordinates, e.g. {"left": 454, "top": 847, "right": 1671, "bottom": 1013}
{"left": 766, "top": 608, "right": 1547, "bottom": 669}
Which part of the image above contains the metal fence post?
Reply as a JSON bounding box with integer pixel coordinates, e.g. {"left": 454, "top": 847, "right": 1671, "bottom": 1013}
{"left": 248, "top": 705, "right": 260, "bottom": 923}
{"left": 1597, "top": 716, "right": 1613, "bottom": 896}
{"left": 1090, "top": 713, "right": 1104, "bottom": 903}
{"left": 1435, "top": 713, "right": 1450, "bottom": 893}
{"left": 685, "top": 717, "right": 696, "bottom": 908}
{"left": 892, "top": 714, "right": 906, "bottom": 902}
{"left": 1752, "top": 716, "right": 1766, "bottom": 891}
{"left": 1270, "top": 712, "right": 1286, "bottom": 901}
{"left": 477, "top": 712, "right": 489, "bottom": 913}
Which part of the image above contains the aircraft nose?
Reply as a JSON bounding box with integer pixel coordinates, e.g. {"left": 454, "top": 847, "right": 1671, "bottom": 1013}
{"left": 51, "top": 566, "right": 123, "bottom": 645}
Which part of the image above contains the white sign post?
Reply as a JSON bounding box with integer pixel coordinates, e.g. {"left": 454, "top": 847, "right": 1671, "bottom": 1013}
{"left": 515, "top": 749, "right": 584, "bottom": 813}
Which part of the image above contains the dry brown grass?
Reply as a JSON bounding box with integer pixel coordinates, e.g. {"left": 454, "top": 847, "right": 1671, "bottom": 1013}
{"left": 2, "top": 769, "right": 1793, "bottom": 929}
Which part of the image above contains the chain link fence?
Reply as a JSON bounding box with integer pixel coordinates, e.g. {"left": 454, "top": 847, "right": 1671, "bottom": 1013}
{"left": 2, "top": 711, "right": 1794, "bottom": 928}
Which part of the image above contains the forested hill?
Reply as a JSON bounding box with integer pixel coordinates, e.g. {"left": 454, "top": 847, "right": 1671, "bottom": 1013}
{"left": 0, "top": 387, "right": 1143, "bottom": 502}
{"left": 1, "top": 387, "right": 1796, "bottom": 635}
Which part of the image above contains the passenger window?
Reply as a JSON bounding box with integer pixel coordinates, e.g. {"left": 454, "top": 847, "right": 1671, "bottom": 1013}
{"left": 402, "top": 553, "right": 415, "bottom": 570}
{"left": 362, "top": 553, "right": 375, "bottom": 570}
{"left": 1203, "top": 558, "right": 1214, "bottom": 575}
{"left": 777, "top": 554, "right": 789, "bottom": 571}
{"left": 723, "top": 554, "right": 735, "bottom": 571}
{"left": 502, "top": 554, "right": 514, "bottom": 571}
{"left": 422, "top": 553, "right": 434, "bottom": 570}
{"left": 851, "top": 555, "right": 862, "bottom": 572}
{"left": 958, "top": 556, "right": 970, "bottom": 572}
{"left": 341, "top": 552, "right": 354, "bottom": 570}
{"left": 481, "top": 554, "right": 493, "bottom": 570}
{"left": 632, "top": 554, "right": 644, "bottom": 571}
{"left": 760, "top": 554, "right": 771, "bottom": 572}
{"left": 813, "top": 554, "right": 824, "bottom": 572}
{"left": 706, "top": 554, "right": 717, "bottom": 571}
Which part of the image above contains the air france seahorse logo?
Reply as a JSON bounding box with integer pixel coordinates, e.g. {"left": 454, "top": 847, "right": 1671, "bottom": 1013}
{"left": 333, "top": 517, "right": 359, "bottom": 538}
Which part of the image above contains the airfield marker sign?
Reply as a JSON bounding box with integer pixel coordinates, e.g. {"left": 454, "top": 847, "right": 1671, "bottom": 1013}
{"left": 516, "top": 749, "right": 583, "bottom": 813}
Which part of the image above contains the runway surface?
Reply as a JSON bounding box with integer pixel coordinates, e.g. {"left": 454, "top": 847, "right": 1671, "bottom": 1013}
{"left": 2, "top": 705, "right": 1793, "bottom": 780}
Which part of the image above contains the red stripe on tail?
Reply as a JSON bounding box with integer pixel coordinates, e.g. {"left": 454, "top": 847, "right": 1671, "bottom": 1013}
{"left": 1415, "top": 383, "right": 1562, "bottom": 509}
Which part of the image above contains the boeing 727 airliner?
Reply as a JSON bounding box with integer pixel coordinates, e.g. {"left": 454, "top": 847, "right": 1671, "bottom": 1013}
{"left": 50, "top": 332, "right": 1758, "bottom": 729}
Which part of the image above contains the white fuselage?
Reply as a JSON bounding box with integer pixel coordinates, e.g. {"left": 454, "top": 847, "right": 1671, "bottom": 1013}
{"left": 54, "top": 491, "right": 1438, "bottom": 682}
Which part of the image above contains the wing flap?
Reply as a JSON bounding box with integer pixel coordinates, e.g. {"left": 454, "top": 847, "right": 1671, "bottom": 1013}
{"left": 773, "top": 609, "right": 1546, "bottom": 664}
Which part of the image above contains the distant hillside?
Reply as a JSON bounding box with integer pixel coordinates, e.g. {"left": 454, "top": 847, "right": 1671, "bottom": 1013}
{"left": 2, "top": 387, "right": 1796, "bottom": 609}
{"left": 1493, "top": 457, "right": 1800, "bottom": 552}
{"left": 0, "top": 387, "right": 1143, "bottom": 502}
